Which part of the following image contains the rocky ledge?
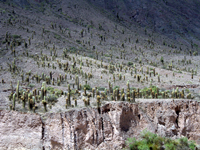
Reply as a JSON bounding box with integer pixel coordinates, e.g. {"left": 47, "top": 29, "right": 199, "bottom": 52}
{"left": 0, "top": 99, "right": 200, "bottom": 150}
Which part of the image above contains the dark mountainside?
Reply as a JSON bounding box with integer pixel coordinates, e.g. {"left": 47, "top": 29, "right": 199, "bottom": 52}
{"left": 89, "top": 0, "right": 200, "bottom": 43}
{"left": 2, "top": 0, "right": 200, "bottom": 43}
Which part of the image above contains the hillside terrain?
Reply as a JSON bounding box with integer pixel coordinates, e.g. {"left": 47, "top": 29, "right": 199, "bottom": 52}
{"left": 0, "top": 0, "right": 200, "bottom": 149}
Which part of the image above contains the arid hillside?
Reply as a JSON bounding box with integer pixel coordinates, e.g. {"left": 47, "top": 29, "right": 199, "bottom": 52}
{"left": 0, "top": 0, "right": 200, "bottom": 149}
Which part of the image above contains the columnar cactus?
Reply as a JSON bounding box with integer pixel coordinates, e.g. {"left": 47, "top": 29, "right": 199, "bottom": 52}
{"left": 132, "top": 90, "right": 135, "bottom": 102}
{"left": 75, "top": 99, "right": 77, "bottom": 107}
{"left": 16, "top": 80, "right": 19, "bottom": 101}
{"left": 12, "top": 93, "right": 16, "bottom": 110}
{"left": 113, "top": 89, "right": 116, "bottom": 100}
{"left": 92, "top": 88, "right": 95, "bottom": 97}
{"left": 28, "top": 93, "right": 31, "bottom": 110}
{"left": 116, "top": 88, "right": 120, "bottom": 101}
{"left": 127, "top": 80, "right": 130, "bottom": 90}
{"left": 83, "top": 87, "right": 87, "bottom": 96}
{"left": 41, "top": 87, "right": 44, "bottom": 100}
{"left": 146, "top": 67, "right": 149, "bottom": 74}
{"left": 158, "top": 74, "right": 160, "bottom": 82}
{"left": 121, "top": 93, "right": 125, "bottom": 101}
{"left": 67, "top": 93, "right": 71, "bottom": 106}
{"left": 75, "top": 75, "right": 79, "bottom": 90}
{"left": 21, "top": 92, "right": 26, "bottom": 108}
{"left": 96, "top": 89, "right": 99, "bottom": 97}
{"left": 97, "top": 95, "right": 101, "bottom": 113}
{"left": 42, "top": 96, "right": 47, "bottom": 112}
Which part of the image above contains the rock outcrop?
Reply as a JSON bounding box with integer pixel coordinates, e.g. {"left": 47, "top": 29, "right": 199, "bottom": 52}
{"left": 0, "top": 100, "right": 200, "bottom": 149}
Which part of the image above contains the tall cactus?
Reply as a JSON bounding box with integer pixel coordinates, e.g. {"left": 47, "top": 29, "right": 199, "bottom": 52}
{"left": 42, "top": 96, "right": 47, "bottom": 112}
{"left": 22, "top": 92, "right": 26, "bottom": 108}
{"left": 92, "top": 88, "right": 95, "bottom": 97}
{"left": 16, "top": 80, "right": 19, "bottom": 101}
{"left": 132, "top": 90, "right": 135, "bottom": 102}
{"left": 67, "top": 93, "right": 71, "bottom": 106}
{"left": 97, "top": 95, "right": 101, "bottom": 113}
{"left": 13, "top": 93, "right": 16, "bottom": 110}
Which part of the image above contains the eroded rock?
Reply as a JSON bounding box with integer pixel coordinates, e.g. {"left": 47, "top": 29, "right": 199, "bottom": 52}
{"left": 0, "top": 100, "right": 200, "bottom": 149}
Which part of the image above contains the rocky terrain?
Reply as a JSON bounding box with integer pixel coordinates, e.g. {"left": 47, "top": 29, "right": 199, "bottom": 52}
{"left": 0, "top": 99, "right": 200, "bottom": 149}
{"left": 0, "top": 0, "right": 200, "bottom": 149}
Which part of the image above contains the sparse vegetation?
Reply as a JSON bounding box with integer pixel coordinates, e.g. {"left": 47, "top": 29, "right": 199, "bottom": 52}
{"left": 125, "top": 130, "right": 197, "bottom": 150}
{"left": 0, "top": 1, "right": 200, "bottom": 148}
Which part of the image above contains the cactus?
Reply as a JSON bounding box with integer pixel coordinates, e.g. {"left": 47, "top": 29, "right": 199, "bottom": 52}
{"left": 92, "top": 88, "right": 95, "bottom": 97}
{"left": 41, "top": 87, "right": 44, "bottom": 100}
{"left": 75, "top": 99, "right": 77, "bottom": 107}
{"left": 158, "top": 74, "right": 160, "bottom": 82}
{"left": 67, "top": 93, "right": 71, "bottom": 106}
{"left": 137, "top": 75, "right": 140, "bottom": 82}
{"left": 68, "top": 84, "right": 70, "bottom": 93}
{"left": 104, "top": 88, "right": 107, "bottom": 96}
{"left": 21, "top": 92, "right": 26, "bottom": 108}
{"left": 12, "top": 93, "right": 16, "bottom": 110}
{"left": 16, "top": 80, "right": 19, "bottom": 101}
{"left": 75, "top": 75, "right": 79, "bottom": 90}
{"left": 83, "top": 87, "right": 87, "bottom": 96}
{"left": 87, "top": 98, "right": 90, "bottom": 106}
{"left": 121, "top": 93, "right": 125, "bottom": 101}
{"left": 28, "top": 93, "right": 31, "bottom": 110}
{"left": 127, "top": 92, "right": 130, "bottom": 101}
{"left": 97, "top": 95, "right": 101, "bottom": 113}
{"left": 42, "top": 96, "right": 48, "bottom": 112}
{"left": 186, "top": 93, "right": 191, "bottom": 99}
{"left": 84, "top": 99, "right": 87, "bottom": 107}
{"left": 113, "top": 89, "right": 116, "bottom": 100}
{"left": 132, "top": 90, "right": 135, "bottom": 102}
{"left": 146, "top": 67, "right": 149, "bottom": 74}
{"left": 119, "top": 73, "right": 122, "bottom": 80}
{"left": 151, "top": 91, "right": 155, "bottom": 99}
{"left": 162, "top": 92, "right": 165, "bottom": 99}
{"left": 127, "top": 80, "right": 130, "bottom": 90}
{"left": 96, "top": 89, "right": 99, "bottom": 97}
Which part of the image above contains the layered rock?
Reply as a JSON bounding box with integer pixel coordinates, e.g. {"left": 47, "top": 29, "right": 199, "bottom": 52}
{"left": 0, "top": 100, "right": 200, "bottom": 149}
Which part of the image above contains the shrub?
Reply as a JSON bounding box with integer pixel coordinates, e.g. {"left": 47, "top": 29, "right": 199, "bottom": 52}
{"left": 46, "top": 94, "right": 58, "bottom": 103}
{"left": 125, "top": 130, "right": 197, "bottom": 150}
{"left": 98, "top": 87, "right": 105, "bottom": 91}
{"left": 127, "top": 62, "right": 133, "bottom": 66}
{"left": 83, "top": 84, "right": 92, "bottom": 90}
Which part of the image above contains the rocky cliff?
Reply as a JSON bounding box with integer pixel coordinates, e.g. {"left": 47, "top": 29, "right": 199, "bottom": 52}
{"left": 0, "top": 100, "right": 200, "bottom": 150}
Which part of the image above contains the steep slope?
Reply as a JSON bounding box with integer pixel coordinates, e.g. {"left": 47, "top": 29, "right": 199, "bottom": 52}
{"left": 87, "top": 0, "right": 200, "bottom": 43}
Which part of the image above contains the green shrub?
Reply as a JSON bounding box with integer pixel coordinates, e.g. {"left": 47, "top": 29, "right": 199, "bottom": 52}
{"left": 46, "top": 94, "right": 58, "bottom": 103}
{"left": 125, "top": 130, "right": 197, "bottom": 150}
{"left": 83, "top": 84, "right": 92, "bottom": 90}
{"left": 128, "top": 62, "right": 133, "bottom": 66}
{"left": 98, "top": 87, "right": 106, "bottom": 91}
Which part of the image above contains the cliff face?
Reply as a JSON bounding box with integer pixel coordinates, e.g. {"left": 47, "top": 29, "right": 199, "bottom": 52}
{"left": 0, "top": 100, "right": 200, "bottom": 150}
